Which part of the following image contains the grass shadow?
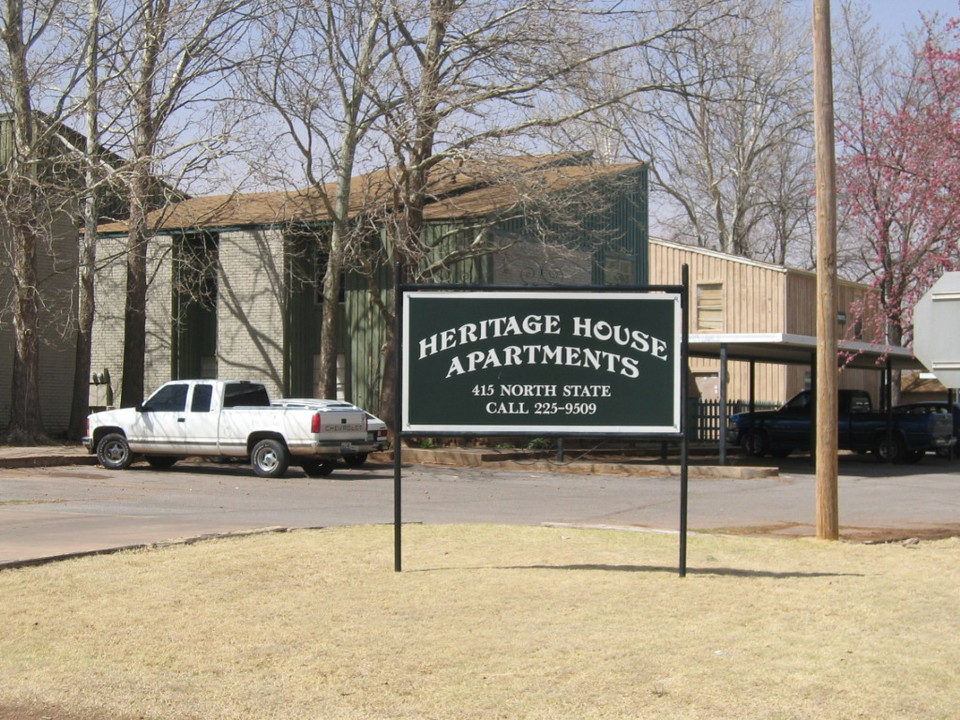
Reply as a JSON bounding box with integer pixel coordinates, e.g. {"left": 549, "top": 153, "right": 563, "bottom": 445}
{"left": 410, "top": 563, "right": 864, "bottom": 579}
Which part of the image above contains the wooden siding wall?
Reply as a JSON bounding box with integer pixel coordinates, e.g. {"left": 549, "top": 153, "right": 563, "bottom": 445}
{"left": 649, "top": 240, "right": 881, "bottom": 405}
{"left": 783, "top": 272, "right": 866, "bottom": 337}
{"left": 589, "top": 166, "right": 648, "bottom": 285}
{"left": 650, "top": 241, "right": 788, "bottom": 333}
{"left": 782, "top": 272, "right": 881, "bottom": 403}
{"left": 650, "top": 240, "right": 788, "bottom": 404}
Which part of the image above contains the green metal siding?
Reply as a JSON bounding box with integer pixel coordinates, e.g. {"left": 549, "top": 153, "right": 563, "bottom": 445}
{"left": 282, "top": 226, "right": 353, "bottom": 398}
{"left": 340, "top": 166, "right": 648, "bottom": 413}
{"left": 345, "top": 262, "right": 390, "bottom": 413}
{"left": 274, "top": 165, "right": 649, "bottom": 412}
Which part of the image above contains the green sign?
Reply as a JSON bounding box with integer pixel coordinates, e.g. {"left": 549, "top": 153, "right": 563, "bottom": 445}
{"left": 402, "top": 290, "right": 681, "bottom": 434}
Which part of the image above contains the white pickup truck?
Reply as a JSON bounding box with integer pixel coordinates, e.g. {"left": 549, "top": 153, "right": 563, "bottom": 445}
{"left": 83, "top": 379, "right": 367, "bottom": 478}
{"left": 271, "top": 398, "right": 388, "bottom": 467}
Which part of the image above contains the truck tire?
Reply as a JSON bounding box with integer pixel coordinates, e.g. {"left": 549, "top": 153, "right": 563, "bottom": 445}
{"left": 904, "top": 450, "right": 925, "bottom": 464}
{"left": 145, "top": 455, "right": 178, "bottom": 469}
{"left": 343, "top": 452, "right": 368, "bottom": 468}
{"left": 301, "top": 459, "right": 336, "bottom": 478}
{"left": 97, "top": 433, "right": 134, "bottom": 470}
{"left": 741, "top": 430, "right": 767, "bottom": 458}
{"left": 873, "top": 434, "right": 905, "bottom": 464}
{"left": 251, "top": 439, "right": 289, "bottom": 478}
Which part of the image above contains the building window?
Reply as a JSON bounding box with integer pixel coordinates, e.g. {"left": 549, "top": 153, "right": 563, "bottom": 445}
{"left": 696, "top": 283, "right": 723, "bottom": 332}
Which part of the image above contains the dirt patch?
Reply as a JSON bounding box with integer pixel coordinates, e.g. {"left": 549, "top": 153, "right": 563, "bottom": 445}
{"left": 0, "top": 702, "right": 113, "bottom": 720}
{"left": 842, "top": 524, "right": 960, "bottom": 543}
{"left": 711, "top": 522, "right": 960, "bottom": 544}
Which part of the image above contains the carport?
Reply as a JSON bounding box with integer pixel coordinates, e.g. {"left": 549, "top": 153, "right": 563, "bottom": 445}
{"left": 689, "top": 332, "right": 926, "bottom": 464}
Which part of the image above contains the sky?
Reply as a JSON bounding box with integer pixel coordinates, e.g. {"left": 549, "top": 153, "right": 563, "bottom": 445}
{"left": 866, "top": 0, "right": 959, "bottom": 37}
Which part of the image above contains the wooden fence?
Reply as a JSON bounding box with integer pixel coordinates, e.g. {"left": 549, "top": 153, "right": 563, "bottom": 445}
{"left": 693, "top": 399, "right": 778, "bottom": 443}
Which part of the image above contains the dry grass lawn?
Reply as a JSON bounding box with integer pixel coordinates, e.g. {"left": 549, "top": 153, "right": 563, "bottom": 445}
{"left": 1, "top": 524, "right": 958, "bottom": 720}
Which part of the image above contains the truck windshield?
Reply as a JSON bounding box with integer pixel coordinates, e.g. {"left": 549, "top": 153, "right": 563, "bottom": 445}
{"left": 782, "top": 393, "right": 810, "bottom": 412}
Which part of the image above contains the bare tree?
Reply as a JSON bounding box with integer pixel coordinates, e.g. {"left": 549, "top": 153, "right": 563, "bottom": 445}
{"left": 592, "top": 0, "right": 814, "bottom": 265}
{"left": 243, "top": 0, "right": 391, "bottom": 400}
{"left": 0, "top": 0, "right": 88, "bottom": 442}
{"left": 362, "top": 0, "right": 729, "bottom": 421}
{"left": 104, "top": 0, "right": 259, "bottom": 407}
{"left": 66, "top": 0, "right": 103, "bottom": 440}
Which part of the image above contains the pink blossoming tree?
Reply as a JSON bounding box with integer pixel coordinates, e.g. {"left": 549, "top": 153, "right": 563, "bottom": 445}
{"left": 839, "top": 17, "right": 960, "bottom": 351}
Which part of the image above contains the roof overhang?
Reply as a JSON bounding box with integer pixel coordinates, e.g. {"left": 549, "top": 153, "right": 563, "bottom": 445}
{"left": 689, "top": 333, "right": 923, "bottom": 371}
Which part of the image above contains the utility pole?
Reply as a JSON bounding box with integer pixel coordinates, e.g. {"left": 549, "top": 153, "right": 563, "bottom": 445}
{"left": 813, "top": 0, "right": 839, "bottom": 540}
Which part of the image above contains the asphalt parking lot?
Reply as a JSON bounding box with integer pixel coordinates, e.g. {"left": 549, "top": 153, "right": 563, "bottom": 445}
{"left": 1, "top": 451, "right": 958, "bottom": 567}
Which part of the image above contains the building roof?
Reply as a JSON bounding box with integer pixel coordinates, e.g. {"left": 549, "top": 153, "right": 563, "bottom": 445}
{"left": 690, "top": 333, "right": 923, "bottom": 371}
{"left": 98, "top": 154, "right": 643, "bottom": 234}
{"left": 650, "top": 236, "right": 866, "bottom": 289}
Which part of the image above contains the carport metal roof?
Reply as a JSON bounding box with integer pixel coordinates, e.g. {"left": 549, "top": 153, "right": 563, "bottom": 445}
{"left": 690, "top": 333, "right": 924, "bottom": 466}
{"left": 689, "top": 333, "right": 923, "bottom": 371}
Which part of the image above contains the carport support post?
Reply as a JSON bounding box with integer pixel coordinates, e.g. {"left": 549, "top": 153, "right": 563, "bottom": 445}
{"left": 719, "top": 344, "right": 728, "bottom": 466}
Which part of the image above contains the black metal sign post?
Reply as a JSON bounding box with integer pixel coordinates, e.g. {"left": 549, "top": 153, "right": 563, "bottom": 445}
{"left": 394, "top": 263, "right": 690, "bottom": 575}
{"left": 393, "top": 264, "right": 404, "bottom": 572}
{"left": 679, "top": 264, "right": 690, "bottom": 577}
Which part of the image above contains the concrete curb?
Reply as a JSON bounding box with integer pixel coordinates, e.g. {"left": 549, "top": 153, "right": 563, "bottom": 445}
{"left": 374, "top": 448, "right": 779, "bottom": 479}
{"left": 0, "top": 446, "right": 777, "bottom": 479}
{"left": 0, "top": 453, "right": 97, "bottom": 469}
{"left": 0, "top": 526, "right": 301, "bottom": 572}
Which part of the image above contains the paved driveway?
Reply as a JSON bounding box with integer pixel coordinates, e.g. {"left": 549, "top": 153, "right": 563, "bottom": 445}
{"left": 1, "top": 455, "right": 958, "bottom": 566}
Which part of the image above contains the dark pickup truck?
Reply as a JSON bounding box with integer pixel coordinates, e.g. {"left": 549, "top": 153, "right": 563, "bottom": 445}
{"left": 727, "top": 389, "right": 955, "bottom": 463}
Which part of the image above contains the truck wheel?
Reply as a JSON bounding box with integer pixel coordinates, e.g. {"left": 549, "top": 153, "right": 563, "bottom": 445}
{"left": 251, "top": 439, "right": 289, "bottom": 478}
{"left": 301, "top": 460, "right": 335, "bottom": 478}
{"left": 97, "top": 433, "right": 134, "bottom": 470}
{"left": 742, "top": 430, "right": 767, "bottom": 458}
{"left": 874, "top": 435, "right": 905, "bottom": 464}
{"left": 145, "top": 455, "right": 178, "bottom": 469}
{"left": 343, "top": 452, "right": 368, "bottom": 468}
{"left": 904, "top": 450, "right": 925, "bottom": 464}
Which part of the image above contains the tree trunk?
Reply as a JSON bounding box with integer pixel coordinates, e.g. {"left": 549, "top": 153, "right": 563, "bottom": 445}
{"left": 120, "top": 216, "right": 149, "bottom": 407}
{"left": 317, "top": 153, "right": 357, "bottom": 400}
{"left": 378, "top": 318, "right": 397, "bottom": 436}
{"left": 69, "top": 0, "right": 101, "bottom": 440}
{"left": 120, "top": 164, "right": 152, "bottom": 407}
{"left": 69, "top": 238, "right": 96, "bottom": 438}
{"left": 5, "top": 215, "right": 47, "bottom": 444}
{"left": 2, "top": 6, "right": 48, "bottom": 444}
{"left": 318, "top": 248, "right": 343, "bottom": 399}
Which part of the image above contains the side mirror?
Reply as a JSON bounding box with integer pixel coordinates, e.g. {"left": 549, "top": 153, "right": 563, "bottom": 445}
{"left": 135, "top": 404, "right": 146, "bottom": 413}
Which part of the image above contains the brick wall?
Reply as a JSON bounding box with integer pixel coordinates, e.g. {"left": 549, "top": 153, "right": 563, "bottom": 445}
{"left": 215, "top": 228, "right": 286, "bottom": 399}
{"left": 89, "top": 234, "right": 126, "bottom": 401}
{"left": 90, "top": 233, "right": 174, "bottom": 404}
{"left": 145, "top": 234, "right": 174, "bottom": 393}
